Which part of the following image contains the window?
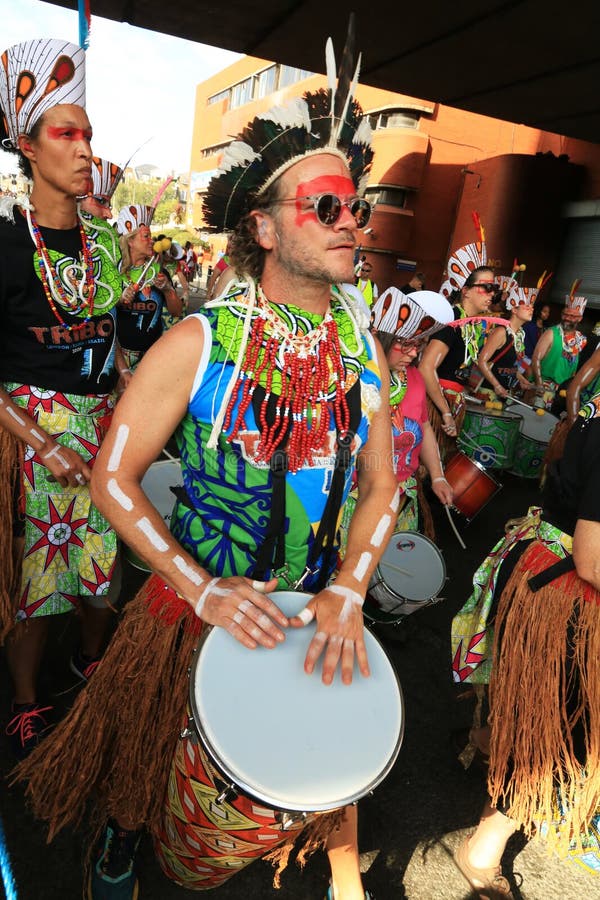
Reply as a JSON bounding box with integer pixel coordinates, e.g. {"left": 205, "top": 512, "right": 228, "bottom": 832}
{"left": 208, "top": 88, "right": 229, "bottom": 106}
{"left": 256, "top": 65, "right": 277, "bottom": 99}
{"left": 278, "top": 64, "right": 313, "bottom": 89}
{"left": 230, "top": 77, "right": 254, "bottom": 109}
{"left": 201, "top": 141, "right": 231, "bottom": 159}
{"left": 365, "top": 187, "right": 408, "bottom": 209}
{"left": 368, "top": 109, "right": 420, "bottom": 130}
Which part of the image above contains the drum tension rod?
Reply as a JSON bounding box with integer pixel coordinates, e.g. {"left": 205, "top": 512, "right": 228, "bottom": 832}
{"left": 179, "top": 717, "right": 198, "bottom": 743}
{"left": 276, "top": 811, "right": 307, "bottom": 831}
{"left": 215, "top": 784, "right": 238, "bottom": 805}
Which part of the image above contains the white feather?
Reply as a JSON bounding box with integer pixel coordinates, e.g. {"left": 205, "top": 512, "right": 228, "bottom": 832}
{"left": 257, "top": 97, "right": 310, "bottom": 131}
{"left": 334, "top": 54, "right": 362, "bottom": 144}
{"left": 219, "top": 141, "right": 261, "bottom": 173}
{"left": 353, "top": 117, "right": 372, "bottom": 147}
{"left": 325, "top": 38, "right": 337, "bottom": 94}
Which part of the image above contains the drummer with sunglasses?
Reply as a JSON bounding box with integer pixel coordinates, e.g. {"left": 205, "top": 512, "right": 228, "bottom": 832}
{"left": 18, "top": 48, "right": 396, "bottom": 900}
{"left": 419, "top": 264, "right": 495, "bottom": 457}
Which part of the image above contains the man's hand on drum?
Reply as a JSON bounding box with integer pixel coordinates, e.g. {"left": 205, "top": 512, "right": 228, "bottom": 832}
{"left": 290, "top": 583, "right": 369, "bottom": 686}
{"left": 196, "top": 576, "right": 289, "bottom": 650}
{"left": 493, "top": 383, "right": 509, "bottom": 400}
{"left": 441, "top": 411, "right": 457, "bottom": 437}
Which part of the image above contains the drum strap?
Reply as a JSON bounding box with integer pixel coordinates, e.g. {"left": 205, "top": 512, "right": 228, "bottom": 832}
{"left": 252, "top": 382, "right": 361, "bottom": 588}
{"left": 527, "top": 554, "right": 575, "bottom": 591}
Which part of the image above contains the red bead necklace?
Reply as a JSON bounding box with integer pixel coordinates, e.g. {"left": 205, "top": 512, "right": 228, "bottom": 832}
{"left": 28, "top": 211, "right": 96, "bottom": 329}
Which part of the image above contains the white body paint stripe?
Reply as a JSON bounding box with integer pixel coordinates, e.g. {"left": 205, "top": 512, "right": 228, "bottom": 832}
{"left": 371, "top": 514, "right": 391, "bottom": 548}
{"left": 7, "top": 406, "right": 26, "bottom": 426}
{"left": 136, "top": 516, "right": 169, "bottom": 551}
{"left": 107, "top": 424, "right": 130, "bottom": 472}
{"left": 173, "top": 555, "right": 204, "bottom": 586}
{"left": 107, "top": 478, "right": 133, "bottom": 511}
{"left": 354, "top": 551, "right": 372, "bottom": 583}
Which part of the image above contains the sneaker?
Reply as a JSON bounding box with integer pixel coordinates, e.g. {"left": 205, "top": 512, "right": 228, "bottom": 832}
{"left": 5, "top": 702, "right": 54, "bottom": 760}
{"left": 70, "top": 646, "right": 102, "bottom": 681}
{"left": 87, "top": 820, "right": 141, "bottom": 900}
{"left": 325, "top": 886, "right": 375, "bottom": 899}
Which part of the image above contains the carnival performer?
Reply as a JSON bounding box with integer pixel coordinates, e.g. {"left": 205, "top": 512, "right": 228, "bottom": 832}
{"left": 474, "top": 281, "right": 536, "bottom": 401}
{"left": 529, "top": 281, "right": 587, "bottom": 409}
{"left": 115, "top": 204, "right": 183, "bottom": 389}
{"left": 16, "top": 25, "right": 396, "bottom": 900}
{"left": 0, "top": 39, "right": 123, "bottom": 758}
{"left": 419, "top": 219, "right": 494, "bottom": 456}
{"left": 450, "top": 390, "right": 600, "bottom": 899}
{"left": 369, "top": 286, "right": 454, "bottom": 533}
{"left": 80, "top": 155, "right": 123, "bottom": 221}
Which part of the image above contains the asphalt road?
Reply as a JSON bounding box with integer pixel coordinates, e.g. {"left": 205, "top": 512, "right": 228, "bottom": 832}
{"left": 1, "top": 402, "right": 598, "bottom": 898}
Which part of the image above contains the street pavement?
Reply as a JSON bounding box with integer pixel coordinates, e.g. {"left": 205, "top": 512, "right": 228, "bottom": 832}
{"left": 1, "top": 389, "right": 598, "bottom": 898}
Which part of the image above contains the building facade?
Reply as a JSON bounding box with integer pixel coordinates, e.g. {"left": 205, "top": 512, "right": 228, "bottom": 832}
{"left": 189, "top": 56, "right": 600, "bottom": 306}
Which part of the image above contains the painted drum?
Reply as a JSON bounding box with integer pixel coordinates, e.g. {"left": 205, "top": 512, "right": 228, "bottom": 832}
{"left": 444, "top": 450, "right": 502, "bottom": 521}
{"left": 458, "top": 405, "right": 521, "bottom": 470}
{"left": 123, "top": 458, "right": 182, "bottom": 571}
{"left": 366, "top": 532, "right": 446, "bottom": 624}
{"left": 510, "top": 407, "right": 559, "bottom": 479}
{"left": 188, "top": 591, "right": 404, "bottom": 812}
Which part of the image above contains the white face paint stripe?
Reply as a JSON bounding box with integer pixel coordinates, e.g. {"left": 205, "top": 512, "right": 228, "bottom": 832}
{"left": 107, "top": 424, "right": 130, "bottom": 472}
{"left": 371, "top": 514, "right": 391, "bottom": 548}
{"left": 353, "top": 551, "right": 372, "bottom": 583}
{"left": 107, "top": 477, "right": 133, "bottom": 511}
{"left": 135, "top": 516, "right": 169, "bottom": 551}
{"left": 7, "top": 406, "right": 26, "bottom": 426}
{"left": 172, "top": 555, "right": 204, "bottom": 586}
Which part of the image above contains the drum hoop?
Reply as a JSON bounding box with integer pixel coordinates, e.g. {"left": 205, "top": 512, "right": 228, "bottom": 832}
{"left": 188, "top": 600, "right": 405, "bottom": 812}
{"left": 374, "top": 531, "right": 446, "bottom": 603}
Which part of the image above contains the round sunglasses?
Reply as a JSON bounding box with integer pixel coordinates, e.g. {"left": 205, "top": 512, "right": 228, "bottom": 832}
{"left": 272, "top": 193, "right": 372, "bottom": 228}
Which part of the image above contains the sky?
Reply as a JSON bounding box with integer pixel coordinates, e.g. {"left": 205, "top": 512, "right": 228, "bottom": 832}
{"left": 0, "top": 0, "right": 241, "bottom": 174}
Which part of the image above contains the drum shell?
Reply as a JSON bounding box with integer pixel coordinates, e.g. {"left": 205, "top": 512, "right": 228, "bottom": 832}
{"left": 444, "top": 451, "right": 501, "bottom": 521}
{"left": 124, "top": 459, "right": 182, "bottom": 571}
{"left": 188, "top": 591, "right": 404, "bottom": 813}
{"left": 509, "top": 408, "right": 558, "bottom": 479}
{"left": 458, "top": 406, "right": 520, "bottom": 470}
{"left": 366, "top": 532, "right": 446, "bottom": 624}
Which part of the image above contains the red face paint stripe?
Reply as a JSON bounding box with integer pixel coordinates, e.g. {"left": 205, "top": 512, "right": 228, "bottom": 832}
{"left": 46, "top": 126, "right": 93, "bottom": 142}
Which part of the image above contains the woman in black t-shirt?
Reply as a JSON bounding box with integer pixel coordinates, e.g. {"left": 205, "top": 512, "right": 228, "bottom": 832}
{"left": 475, "top": 283, "right": 536, "bottom": 399}
{"left": 0, "top": 38, "right": 124, "bottom": 759}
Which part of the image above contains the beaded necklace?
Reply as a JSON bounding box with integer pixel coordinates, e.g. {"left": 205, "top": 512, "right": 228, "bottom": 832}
{"left": 223, "top": 286, "right": 353, "bottom": 472}
{"left": 125, "top": 258, "right": 160, "bottom": 295}
{"left": 27, "top": 209, "right": 96, "bottom": 329}
{"left": 456, "top": 304, "right": 486, "bottom": 367}
{"left": 506, "top": 326, "right": 525, "bottom": 358}
{"left": 559, "top": 324, "right": 586, "bottom": 362}
{"left": 389, "top": 369, "right": 408, "bottom": 408}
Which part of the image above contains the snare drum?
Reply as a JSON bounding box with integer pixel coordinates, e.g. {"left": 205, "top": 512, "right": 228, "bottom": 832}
{"left": 510, "top": 407, "right": 558, "bottom": 479}
{"left": 188, "top": 591, "right": 404, "bottom": 812}
{"left": 123, "top": 458, "right": 182, "bottom": 571}
{"left": 458, "top": 405, "right": 520, "bottom": 469}
{"left": 366, "top": 532, "right": 446, "bottom": 624}
{"left": 444, "top": 451, "right": 501, "bottom": 521}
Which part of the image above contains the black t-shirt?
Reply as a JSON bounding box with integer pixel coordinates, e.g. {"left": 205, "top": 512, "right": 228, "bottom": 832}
{"left": 0, "top": 211, "right": 119, "bottom": 395}
{"left": 433, "top": 324, "right": 471, "bottom": 384}
{"left": 481, "top": 329, "right": 519, "bottom": 391}
{"left": 543, "top": 414, "right": 600, "bottom": 534}
{"left": 117, "top": 284, "right": 164, "bottom": 352}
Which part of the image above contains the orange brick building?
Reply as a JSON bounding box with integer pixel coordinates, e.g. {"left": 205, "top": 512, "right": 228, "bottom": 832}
{"left": 189, "top": 56, "right": 600, "bottom": 307}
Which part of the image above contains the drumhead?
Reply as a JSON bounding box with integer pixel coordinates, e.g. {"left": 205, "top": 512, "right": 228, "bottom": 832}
{"left": 515, "top": 407, "right": 558, "bottom": 442}
{"left": 190, "top": 591, "right": 404, "bottom": 812}
{"left": 375, "top": 532, "right": 445, "bottom": 602}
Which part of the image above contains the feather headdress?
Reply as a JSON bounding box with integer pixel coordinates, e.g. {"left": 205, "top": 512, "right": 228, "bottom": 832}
{"left": 371, "top": 288, "right": 453, "bottom": 341}
{"left": 439, "top": 211, "right": 488, "bottom": 298}
{"left": 0, "top": 39, "right": 85, "bottom": 149}
{"left": 116, "top": 204, "right": 154, "bottom": 235}
{"left": 90, "top": 156, "right": 123, "bottom": 200}
{"left": 203, "top": 15, "right": 373, "bottom": 231}
{"left": 565, "top": 278, "right": 586, "bottom": 314}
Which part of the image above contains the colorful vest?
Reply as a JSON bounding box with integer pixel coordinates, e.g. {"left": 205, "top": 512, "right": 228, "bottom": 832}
{"left": 171, "top": 290, "right": 381, "bottom": 591}
{"left": 540, "top": 325, "right": 585, "bottom": 385}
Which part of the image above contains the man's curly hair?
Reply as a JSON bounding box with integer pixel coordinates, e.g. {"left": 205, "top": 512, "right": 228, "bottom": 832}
{"left": 227, "top": 180, "right": 282, "bottom": 280}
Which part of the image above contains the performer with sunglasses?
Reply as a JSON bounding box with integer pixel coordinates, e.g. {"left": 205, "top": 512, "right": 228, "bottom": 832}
{"left": 17, "top": 27, "right": 396, "bottom": 900}
{"left": 419, "top": 224, "right": 495, "bottom": 457}
{"left": 80, "top": 155, "right": 123, "bottom": 222}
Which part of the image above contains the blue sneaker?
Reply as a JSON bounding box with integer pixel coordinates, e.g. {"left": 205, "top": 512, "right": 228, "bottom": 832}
{"left": 87, "top": 821, "right": 141, "bottom": 900}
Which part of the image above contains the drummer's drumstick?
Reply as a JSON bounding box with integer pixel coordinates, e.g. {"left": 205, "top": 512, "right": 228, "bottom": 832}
{"left": 445, "top": 506, "right": 467, "bottom": 550}
{"left": 463, "top": 394, "right": 485, "bottom": 405}
{"left": 505, "top": 395, "right": 545, "bottom": 415}
{"left": 382, "top": 561, "right": 414, "bottom": 578}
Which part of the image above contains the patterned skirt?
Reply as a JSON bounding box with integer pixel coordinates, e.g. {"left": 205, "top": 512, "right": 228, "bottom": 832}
{"left": 4, "top": 383, "right": 118, "bottom": 619}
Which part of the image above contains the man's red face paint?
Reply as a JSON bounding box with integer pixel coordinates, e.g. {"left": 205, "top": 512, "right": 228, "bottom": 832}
{"left": 294, "top": 175, "right": 356, "bottom": 227}
{"left": 46, "top": 125, "right": 93, "bottom": 143}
